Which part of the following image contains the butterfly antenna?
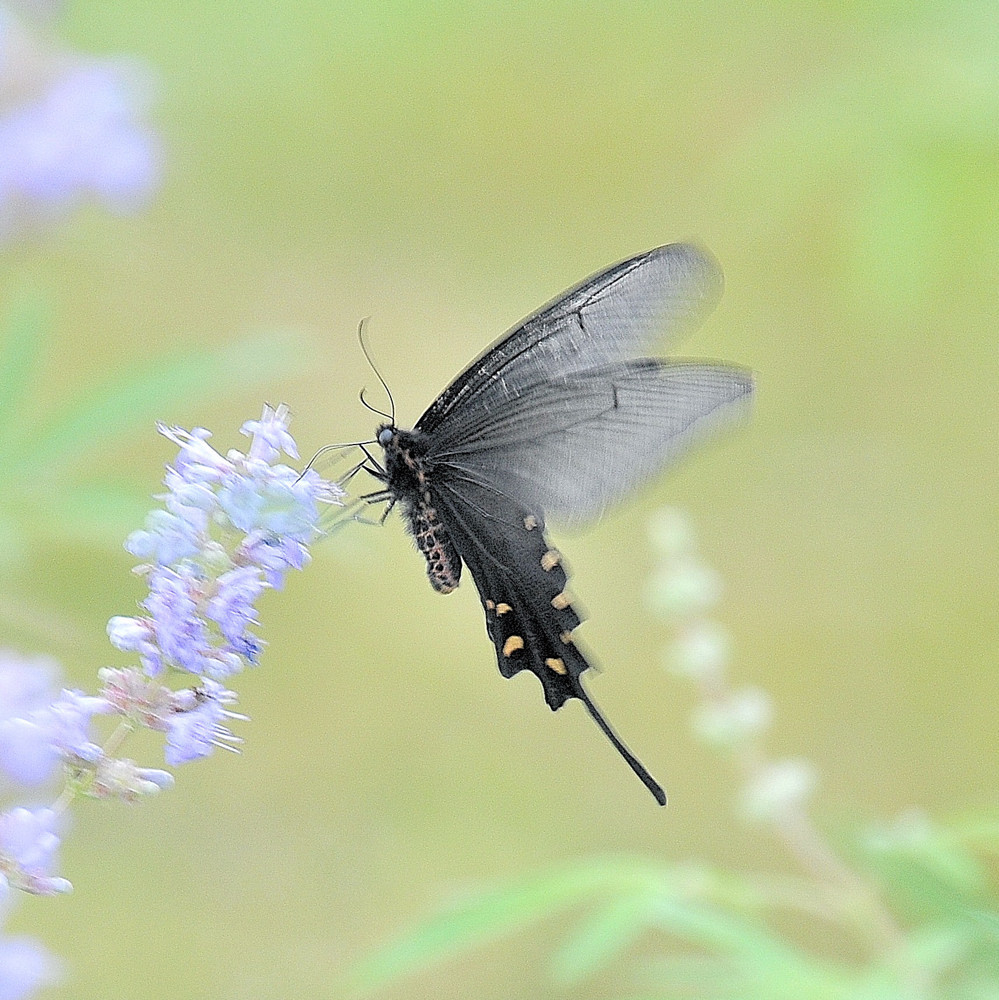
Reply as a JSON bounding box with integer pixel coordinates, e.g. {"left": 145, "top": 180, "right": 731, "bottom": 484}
{"left": 357, "top": 317, "right": 396, "bottom": 425}
{"left": 359, "top": 387, "right": 392, "bottom": 421}
{"left": 577, "top": 683, "right": 667, "bottom": 806}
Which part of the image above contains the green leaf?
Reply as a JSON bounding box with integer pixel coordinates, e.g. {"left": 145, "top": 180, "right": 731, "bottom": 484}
{"left": 859, "top": 812, "right": 991, "bottom": 925}
{"left": 551, "top": 893, "right": 655, "bottom": 985}
{"left": 346, "top": 858, "right": 673, "bottom": 996}
{"left": 648, "top": 895, "right": 791, "bottom": 958}
{"left": 635, "top": 952, "right": 745, "bottom": 999}
{"left": 646, "top": 898, "right": 857, "bottom": 1000}
{"left": 949, "top": 813, "right": 999, "bottom": 854}
{"left": 898, "top": 925, "right": 970, "bottom": 978}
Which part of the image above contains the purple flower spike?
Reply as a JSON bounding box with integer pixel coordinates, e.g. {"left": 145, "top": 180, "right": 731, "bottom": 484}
{"left": 112, "top": 406, "right": 339, "bottom": 675}
{"left": 105, "top": 407, "right": 338, "bottom": 767}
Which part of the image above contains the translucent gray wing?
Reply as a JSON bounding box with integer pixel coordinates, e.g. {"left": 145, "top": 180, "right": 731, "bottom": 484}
{"left": 432, "top": 361, "right": 752, "bottom": 524}
{"left": 415, "top": 244, "right": 722, "bottom": 437}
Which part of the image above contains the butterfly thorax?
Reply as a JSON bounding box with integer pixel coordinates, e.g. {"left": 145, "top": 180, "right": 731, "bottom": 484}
{"left": 378, "top": 425, "right": 462, "bottom": 594}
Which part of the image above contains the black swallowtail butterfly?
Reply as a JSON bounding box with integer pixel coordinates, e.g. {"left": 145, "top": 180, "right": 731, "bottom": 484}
{"left": 360, "top": 244, "right": 752, "bottom": 805}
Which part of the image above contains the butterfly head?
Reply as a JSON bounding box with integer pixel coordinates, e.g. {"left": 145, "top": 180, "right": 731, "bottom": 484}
{"left": 376, "top": 424, "right": 432, "bottom": 488}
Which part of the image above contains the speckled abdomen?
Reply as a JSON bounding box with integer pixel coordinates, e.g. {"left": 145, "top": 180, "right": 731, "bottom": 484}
{"left": 407, "top": 498, "right": 462, "bottom": 593}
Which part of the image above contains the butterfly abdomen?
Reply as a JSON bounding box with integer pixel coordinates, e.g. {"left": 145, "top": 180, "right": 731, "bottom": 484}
{"left": 408, "top": 498, "right": 462, "bottom": 593}
{"left": 380, "top": 426, "right": 462, "bottom": 594}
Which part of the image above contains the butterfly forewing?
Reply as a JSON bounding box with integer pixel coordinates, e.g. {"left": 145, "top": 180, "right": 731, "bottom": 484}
{"left": 415, "top": 244, "right": 723, "bottom": 438}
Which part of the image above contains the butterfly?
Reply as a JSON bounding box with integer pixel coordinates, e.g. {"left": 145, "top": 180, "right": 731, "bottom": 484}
{"left": 357, "top": 244, "right": 752, "bottom": 804}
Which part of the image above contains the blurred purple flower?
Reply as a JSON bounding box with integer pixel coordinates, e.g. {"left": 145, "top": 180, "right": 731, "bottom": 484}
{"left": 0, "top": 927, "right": 59, "bottom": 1000}
{"left": 39, "top": 692, "right": 108, "bottom": 765}
{"left": 0, "top": 654, "right": 59, "bottom": 725}
{"left": 0, "top": 689, "right": 109, "bottom": 787}
{"left": 0, "top": 654, "right": 60, "bottom": 788}
{"left": 0, "top": 807, "right": 68, "bottom": 895}
{"left": 0, "top": 43, "right": 160, "bottom": 239}
{"left": 0, "top": 719, "right": 57, "bottom": 789}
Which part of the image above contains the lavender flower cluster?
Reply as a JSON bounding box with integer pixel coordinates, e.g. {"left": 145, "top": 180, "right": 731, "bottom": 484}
{"left": 0, "top": 407, "right": 337, "bottom": 996}
{"left": 0, "top": 6, "right": 160, "bottom": 243}
{"left": 107, "top": 405, "right": 338, "bottom": 762}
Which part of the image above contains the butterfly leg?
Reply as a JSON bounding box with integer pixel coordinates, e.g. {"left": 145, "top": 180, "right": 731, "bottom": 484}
{"left": 358, "top": 443, "right": 387, "bottom": 478}
{"left": 336, "top": 458, "right": 371, "bottom": 489}
{"left": 352, "top": 488, "right": 397, "bottom": 525}
{"left": 319, "top": 496, "right": 374, "bottom": 534}
{"left": 377, "top": 497, "right": 397, "bottom": 524}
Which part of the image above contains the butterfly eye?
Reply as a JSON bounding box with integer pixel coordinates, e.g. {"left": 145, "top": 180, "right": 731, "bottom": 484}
{"left": 377, "top": 427, "right": 394, "bottom": 447}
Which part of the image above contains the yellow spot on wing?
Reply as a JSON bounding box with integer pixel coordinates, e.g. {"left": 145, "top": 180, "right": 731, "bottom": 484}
{"left": 551, "top": 591, "right": 571, "bottom": 610}
{"left": 559, "top": 631, "right": 574, "bottom": 645}
{"left": 496, "top": 603, "right": 512, "bottom": 615}
{"left": 541, "top": 550, "right": 561, "bottom": 571}
{"left": 503, "top": 635, "right": 524, "bottom": 657}
{"left": 523, "top": 515, "right": 538, "bottom": 531}
{"left": 545, "top": 657, "right": 567, "bottom": 674}
{"left": 485, "top": 600, "right": 495, "bottom": 610}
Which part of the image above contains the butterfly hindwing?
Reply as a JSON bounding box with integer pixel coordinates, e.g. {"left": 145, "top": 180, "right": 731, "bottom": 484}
{"left": 431, "top": 474, "right": 583, "bottom": 709}
{"left": 430, "top": 359, "right": 752, "bottom": 523}
{"left": 431, "top": 473, "right": 668, "bottom": 803}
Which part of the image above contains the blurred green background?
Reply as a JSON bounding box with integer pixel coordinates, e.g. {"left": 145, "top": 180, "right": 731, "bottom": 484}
{"left": 2, "top": 2, "right": 997, "bottom": 997}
